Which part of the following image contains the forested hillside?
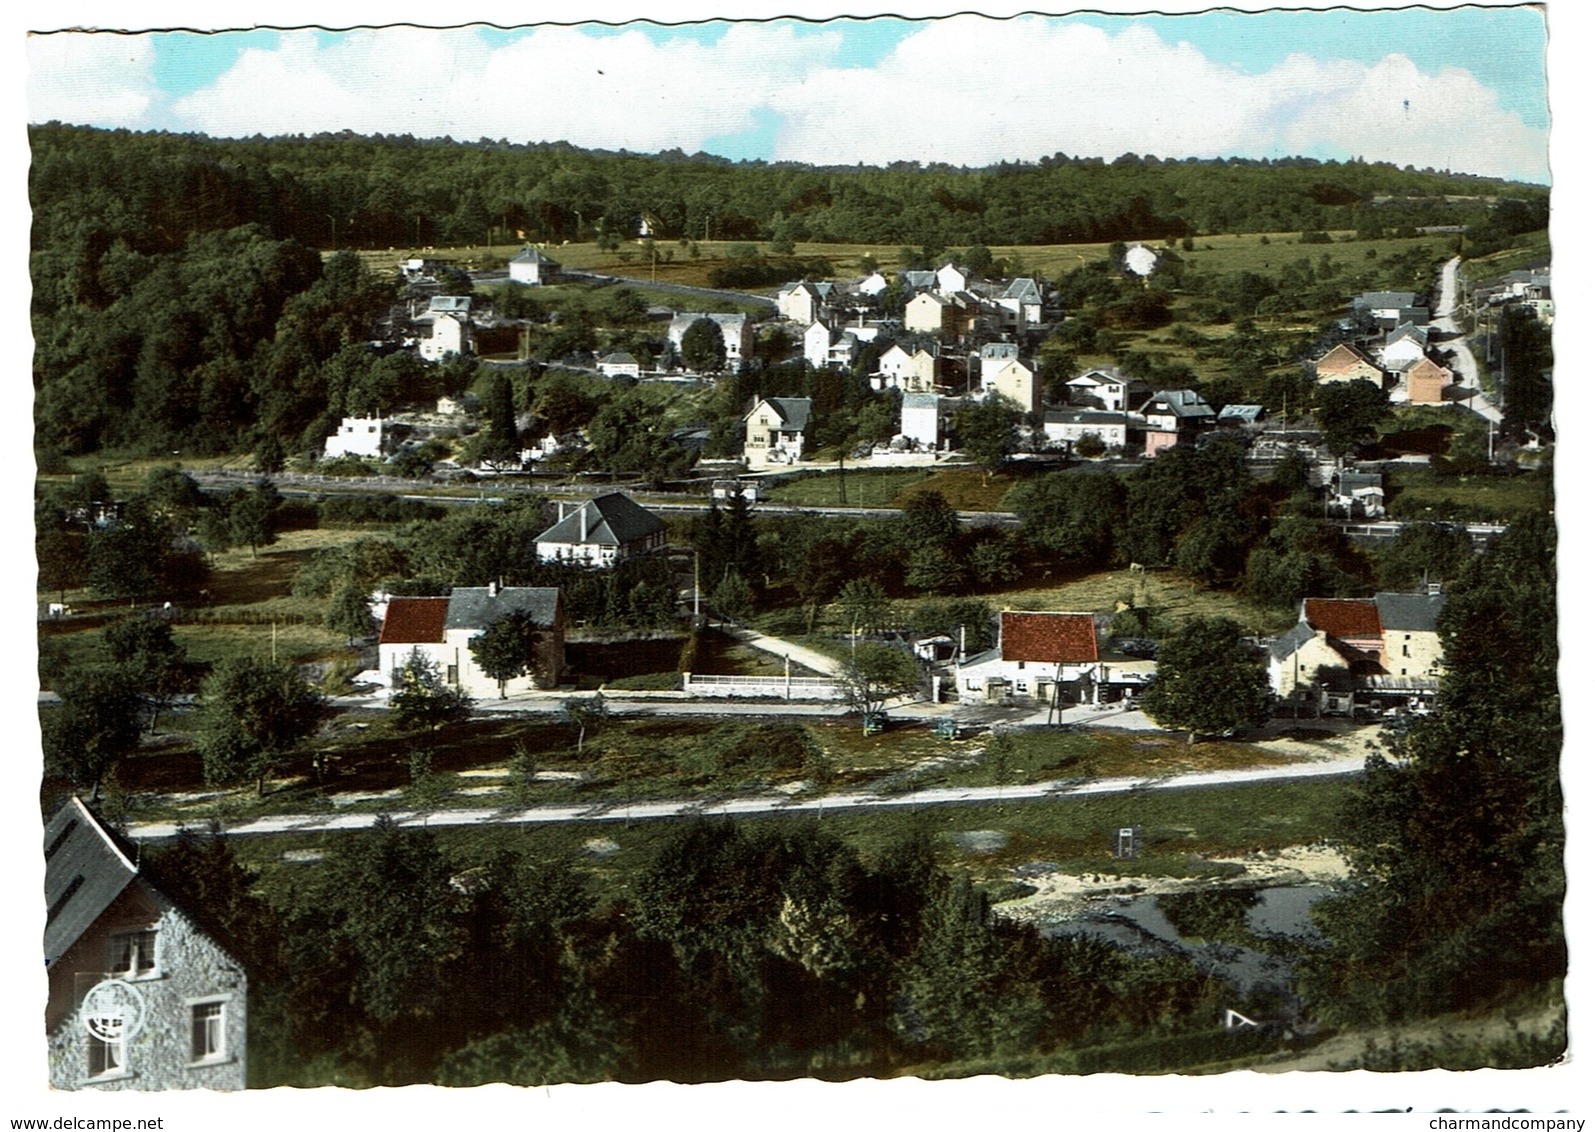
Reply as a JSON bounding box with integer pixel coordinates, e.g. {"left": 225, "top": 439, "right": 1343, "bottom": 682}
{"left": 31, "top": 124, "right": 1545, "bottom": 254}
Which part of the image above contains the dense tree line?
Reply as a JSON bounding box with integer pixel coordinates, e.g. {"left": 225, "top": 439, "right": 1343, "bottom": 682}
{"left": 31, "top": 125, "right": 1540, "bottom": 256}
{"left": 146, "top": 816, "right": 1235, "bottom": 1086}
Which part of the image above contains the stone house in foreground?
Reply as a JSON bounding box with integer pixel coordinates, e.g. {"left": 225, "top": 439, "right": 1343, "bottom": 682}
{"left": 45, "top": 797, "right": 247, "bottom": 1091}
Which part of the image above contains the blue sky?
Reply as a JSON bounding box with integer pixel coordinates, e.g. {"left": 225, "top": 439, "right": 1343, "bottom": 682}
{"left": 25, "top": 5, "right": 1553, "bottom": 181}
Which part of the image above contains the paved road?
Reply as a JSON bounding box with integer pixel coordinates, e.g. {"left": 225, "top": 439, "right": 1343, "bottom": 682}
{"left": 1433, "top": 256, "right": 1502, "bottom": 425}
{"left": 121, "top": 746, "right": 1368, "bottom": 843}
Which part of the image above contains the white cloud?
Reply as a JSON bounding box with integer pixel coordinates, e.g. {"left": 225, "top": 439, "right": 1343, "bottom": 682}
{"left": 168, "top": 23, "right": 842, "bottom": 151}
{"left": 28, "top": 31, "right": 157, "bottom": 127}
{"left": 33, "top": 16, "right": 1546, "bottom": 183}
{"left": 770, "top": 15, "right": 1545, "bottom": 182}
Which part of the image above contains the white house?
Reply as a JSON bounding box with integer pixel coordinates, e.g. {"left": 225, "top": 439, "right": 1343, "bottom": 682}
{"left": 873, "top": 344, "right": 938, "bottom": 392}
{"left": 1042, "top": 409, "right": 1129, "bottom": 451}
{"left": 934, "top": 262, "right": 970, "bottom": 294}
{"left": 668, "top": 313, "right": 754, "bottom": 369}
{"left": 777, "top": 282, "right": 825, "bottom": 325}
{"left": 323, "top": 416, "right": 387, "bottom": 459}
{"left": 998, "top": 277, "right": 1045, "bottom": 327}
{"left": 900, "top": 392, "right": 948, "bottom": 449}
{"left": 419, "top": 297, "right": 475, "bottom": 362}
{"left": 743, "top": 396, "right": 812, "bottom": 469}
{"left": 1067, "top": 368, "right": 1135, "bottom": 412}
{"left": 1380, "top": 323, "right": 1429, "bottom": 372}
{"left": 379, "top": 584, "right": 565, "bottom": 698}
{"left": 978, "top": 342, "right": 1021, "bottom": 388}
{"left": 533, "top": 492, "right": 667, "bottom": 566}
{"left": 508, "top": 246, "right": 559, "bottom": 285}
{"left": 955, "top": 611, "right": 1106, "bottom": 705}
{"left": 1124, "top": 244, "right": 1160, "bottom": 277}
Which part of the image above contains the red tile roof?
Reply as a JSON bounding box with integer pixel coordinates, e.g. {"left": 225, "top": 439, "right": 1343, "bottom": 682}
{"left": 1302, "top": 598, "right": 1382, "bottom": 641}
{"left": 1000, "top": 612, "right": 1099, "bottom": 664}
{"left": 379, "top": 597, "right": 449, "bottom": 645}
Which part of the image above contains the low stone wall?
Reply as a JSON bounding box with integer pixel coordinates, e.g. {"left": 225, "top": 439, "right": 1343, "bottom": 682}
{"left": 682, "top": 672, "right": 847, "bottom": 701}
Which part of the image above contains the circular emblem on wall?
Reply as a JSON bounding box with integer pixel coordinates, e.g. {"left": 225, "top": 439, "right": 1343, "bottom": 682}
{"left": 81, "top": 978, "right": 147, "bottom": 1043}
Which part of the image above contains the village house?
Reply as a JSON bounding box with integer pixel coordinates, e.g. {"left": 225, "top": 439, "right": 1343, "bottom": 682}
{"left": 1380, "top": 323, "right": 1429, "bottom": 373}
{"left": 997, "top": 277, "right": 1045, "bottom": 328}
{"left": 873, "top": 344, "right": 939, "bottom": 392}
{"left": 743, "top": 396, "right": 812, "bottom": 469}
{"left": 777, "top": 281, "right": 826, "bottom": 325}
{"left": 533, "top": 492, "right": 666, "bottom": 566}
{"left": 934, "top": 262, "right": 970, "bottom": 295}
{"left": 45, "top": 797, "right": 248, "bottom": 1091}
{"left": 857, "top": 271, "right": 889, "bottom": 298}
{"left": 1328, "top": 468, "right": 1386, "bottom": 518}
{"left": 597, "top": 351, "right": 641, "bottom": 379}
{"left": 1042, "top": 408, "right": 1129, "bottom": 452}
{"left": 987, "top": 357, "right": 1041, "bottom": 415}
{"left": 507, "top": 245, "right": 559, "bottom": 285}
{"left": 322, "top": 415, "right": 388, "bottom": 459}
{"left": 1352, "top": 290, "right": 1430, "bottom": 331}
{"left": 379, "top": 584, "right": 565, "bottom": 697}
{"left": 903, "top": 291, "right": 961, "bottom": 342}
{"left": 419, "top": 295, "right": 475, "bottom": 362}
{"left": 1312, "top": 343, "right": 1385, "bottom": 386}
{"left": 1066, "top": 367, "right": 1143, "bottom": 412}
{"left": 955, "top": 611, "right": 1104, "bottom": 705}
{"left": 1138, "top": 389, "right": 1215, "bottom": 457}
{"left": 1400, "top": 356, "right": 1452, "bottom": 406}
{"left": 978, "top": 342, "right": 1020, "bottom": 386}
{"left": 1270, "top": 591, "right": 1447, "bottom": 713}
{"left": 899, "top": 392, "right": 950, "bottom": 450}
{"left": 667, "top": 313, "right": 754, "bottom": 369}
{"left": 803, "top": 320, "right": 860, "bottom": 369}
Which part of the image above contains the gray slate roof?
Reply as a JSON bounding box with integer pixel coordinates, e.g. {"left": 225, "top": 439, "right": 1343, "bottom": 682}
{"left": 1001, "top": 277, "right": 1043, "bottom": 303}
{"left": 1268, "top": 620, "right": 1318, "bottom": 662}
{"left": 1144, "top": 389, "right": 1216, "bottom": 420}
{"left": 44, "top": 797, "right": 140, "bottom": 970}
{"left": 751, "top": 396, "right": 813, "bottom": 433}
{"left": 511, "top": 246, "right": 558, "bottom": 265}
{"left": 429, "top": 295, "right": 473, "bottom": 314}
{"left": 445, "top": 586, "right": 562, "bottom": 630}
{"left": 1355, "top": 291, "right": 1419, "bottom": 309}
{"left": 1374, "top": 591, "right": 1447, "bottom": 633}
{"left": 981, "top": 342, "right": 1020, "bottom": 360}
{"left": 1217, "top": 404, "right": 1265, "bottom": 423}
{"left": 533, "top": 492, "right": 664, "bottom": 549}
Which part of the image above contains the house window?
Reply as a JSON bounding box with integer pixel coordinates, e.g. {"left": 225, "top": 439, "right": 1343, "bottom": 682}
{"left": 190, "top": 1001, "right": 227, "bottom": 1064}
{"left": 87, "top": 1034, "right": 125, "bottom": 1079}
{"left": 446, "top": 664, "right": 459, "bottom": 685}
{"left": 108, "top": 929, "right": 157, "bottom": 978}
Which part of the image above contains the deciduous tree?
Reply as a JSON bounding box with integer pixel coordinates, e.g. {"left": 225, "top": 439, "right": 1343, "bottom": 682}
{"left": 1140, "top": 617, "right": 1271, "bottom": 743}
{"left": 195, "top": 657, "right": 329, "bottom": 794}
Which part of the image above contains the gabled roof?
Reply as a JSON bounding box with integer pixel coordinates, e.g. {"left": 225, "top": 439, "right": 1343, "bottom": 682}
{"left": 1144, "top": 389, "right": 1215, "bottom": 419}
{"left": 1386, "top": 322, "right": 1429, "bottom": 346}
{"left": 510, "top": 246, "right": 558, "bottom": 265}
{"left": 981, "top": 342, "right": 1020, "bottom": 360}
{"left": 1315, "top": 343, "right": 1377, "bottom": 372}
{"left": 1374, "top": 591, "right": 1447, "bottom": 633}
{"left": 747, "top": 396, "right": 813, "bottom": 432}
{"left": 901, "top": 392, "right": 942, "bottom": 410}
{"left": 44, "top": 797, "right": 141, "bottom": 970}
{"left": 379, "top": 596, "right": 450, "bottom": 645}
{"left": 1001, "top": 277, "right": 1043, "bottom": 303}
{"left": 599, "top": 351, "right": 639, "bottom": 366}
{"left": 1406, "top": 357, "right": 1448, "bottom": 382}
{"left": 429, "top": 295, "right": 473, "bottom": 314}
{"left": 445, "top": 586, "right": 562, "bottom": 630}
{"left": 534, "top": 492, "right": 664, "bottom": 548}
{"left": 999, "top": 611, "right": 1100, "bottom": 665}
{"left": 899, "top": 270, "right": 936, "bottom": 290}
{"left": 1069, "top": 368, "right": 1129, "bottom": 388}
{"left": 1268, "top": 619, "right": 1319, "bottom": 662}
{"left": 1302, "top": 598, "right": 1382, "bottom": 640}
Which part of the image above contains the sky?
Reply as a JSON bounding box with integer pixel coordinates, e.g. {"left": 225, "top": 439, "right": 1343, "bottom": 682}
{"left": 24, "top": 1, "right": 1552, "bottom": 183}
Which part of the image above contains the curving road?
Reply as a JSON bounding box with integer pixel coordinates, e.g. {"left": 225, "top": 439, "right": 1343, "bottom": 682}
{"left": 1433, "top": 256, "right": 1502, "bottom": 425}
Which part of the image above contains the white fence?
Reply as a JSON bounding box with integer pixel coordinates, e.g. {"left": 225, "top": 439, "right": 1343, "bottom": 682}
{"left": 682, "top": 672, "right": 848, "bottom": 701}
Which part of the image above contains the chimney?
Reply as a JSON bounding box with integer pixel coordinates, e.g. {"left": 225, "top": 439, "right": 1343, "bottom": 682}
{"left": 580, "top": 503, "right": 588, "bottom": 542}
{"left": 487, "top": 580, "right": 499, "bottom": 599}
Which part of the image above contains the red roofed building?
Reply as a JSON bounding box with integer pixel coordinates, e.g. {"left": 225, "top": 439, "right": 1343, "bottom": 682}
{"left": 378, "top": 587, "right": 565, "bottom": 698}
{"left": 1301, "top": 599, "right": 1383, "bottom": 657}
{"left": 955, "top": 612, "right": 1113, "bottom": 705}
